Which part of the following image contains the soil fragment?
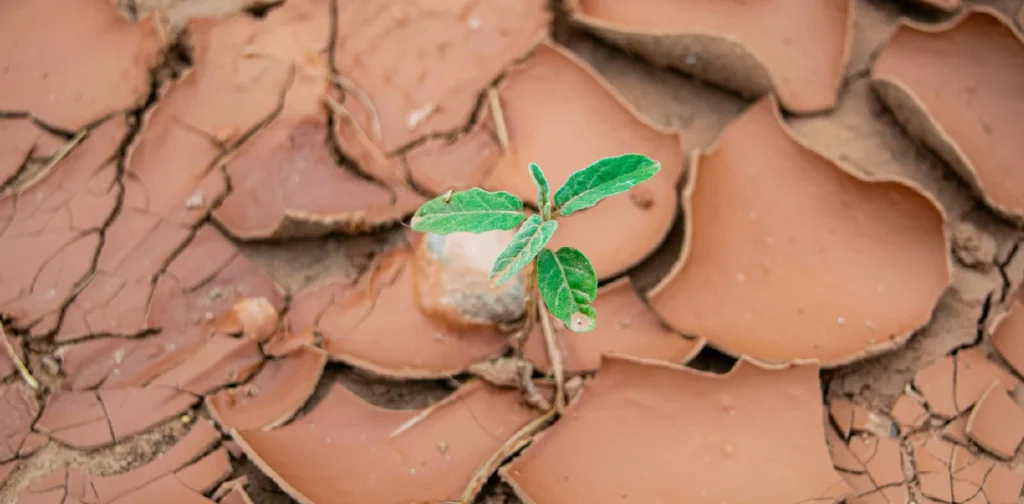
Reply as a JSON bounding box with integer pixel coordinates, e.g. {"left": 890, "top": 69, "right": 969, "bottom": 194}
{"left": 231, "top": 380, "right": 545, "bottom": 503}
{"left": 966, "top": 382, "right": 1024, "bottom": 459}
{"left": 207, "top": 345, "right": 327, "bottom": 431}
{"left": 503, "top": 355, "right": 849, "bottom": 503}
{"left": 215, "top": 5, "right": 424, "bottom": 239}
{"left": 872, "top": 8, "right": 1024, "bottom": 223}
{"left": 649, "top": 97, "right": 949, "bottom": 366}
{"left": 523, "top": 277, "right": 702, "bottom": 372}
{"left": 309, "top": 246, "right": 507, "bottom": 377}
{"left": 566, "top": 0, "right": 853, "bottom": 113}
{"left": 992, "top": 295, "right": 1024, "bottom": 377}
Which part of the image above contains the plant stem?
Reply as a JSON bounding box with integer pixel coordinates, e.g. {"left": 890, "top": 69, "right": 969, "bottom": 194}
{"left": 536, "top": 279, "right": 566, "bottom": 412}
{"left": 1, "top": 324, "right": 38, "bottom": 390}
{"left": 511, "top": 265, "right": 537, "bottom": 355}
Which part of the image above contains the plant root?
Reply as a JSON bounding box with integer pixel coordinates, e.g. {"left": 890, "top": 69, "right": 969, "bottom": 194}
{"left": 538, "top": 299, "right": 566, "bottom": 412}
{"left": 518, "top": 359, "right": 551, "bottom": 411}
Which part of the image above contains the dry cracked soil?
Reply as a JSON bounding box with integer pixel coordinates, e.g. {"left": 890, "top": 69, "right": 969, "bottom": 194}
{"left": 2, "top": 0, "right": 1024, "bottom": 502}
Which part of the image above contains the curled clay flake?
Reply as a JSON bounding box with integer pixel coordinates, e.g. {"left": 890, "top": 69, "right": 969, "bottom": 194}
{"left": 953, "top": 347, "right": 1019, "bottom": 414}
{"left": 966, "top": 382, "right": 1024, "bottom": 459}
{"left": 523, "top": 277, "right": 703, "bottom": 373}
{"left": 914, "top": 354, "right": 957, "bottom": 418}
{"left": 215, "top": 62, "right": 423, "bottom": 239}
{"left": 313, "top": 247, "right": 507, "bottom": 377}
{"left": 478, "top": 43, "right": 684, "bottom": 280}
{"left": 648, "top": 97, "right": 949, "bottom": 366}
{"left": 0, "top": 0, "right": 161, "bottom": 130}
{"left": 503, "top": 356, "right": 849, "bottom": 503}
{"left": 231, "top": 380, "right": 545, "bottom": 504}
{"left": 566, "top": 0, "right": 853, "bottom": 113}
{"left": 871, "top": 8, "right": 1024, "bottom": 223}
{"left": 149, "top": 334, "right": 264, "bottom": 395}
{"left": 992, "top": 297, "right": 1024, "bottom": 378}
{"left": 207, "top": 345, "right": 327, "bottom": 432}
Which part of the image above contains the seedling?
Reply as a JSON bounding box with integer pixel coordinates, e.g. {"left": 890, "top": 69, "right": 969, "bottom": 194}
{"left": 410, "top": 153, "right": 660, "bottom": 410}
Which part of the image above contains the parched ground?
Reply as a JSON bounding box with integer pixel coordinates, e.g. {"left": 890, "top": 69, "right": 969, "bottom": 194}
{"left": 2, "top": 0, "right": 1024, "bottom": 503}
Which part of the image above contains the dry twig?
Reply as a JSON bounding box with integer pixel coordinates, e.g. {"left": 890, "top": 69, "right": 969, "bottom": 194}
{"left": 1, "top": 324, "right": 38, "bottom": 390}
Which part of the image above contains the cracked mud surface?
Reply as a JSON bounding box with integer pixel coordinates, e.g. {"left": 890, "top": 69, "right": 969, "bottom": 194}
{"left": 2, "top": 0, "right": 1024, "bottom": 503}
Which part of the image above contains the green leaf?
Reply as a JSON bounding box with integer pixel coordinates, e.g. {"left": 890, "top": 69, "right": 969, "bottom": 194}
{"left": 553, "top": 153, "right": 660, "bottom": 217}
{"left": 537, "top": 247, "right": 599, "bottom": 333}
{"left": 529, "top": 163, "right": 551, "bottom": 213}
{"left": 489, "top": 214, "right": 558, "bottom": 287}
{"left": 410, "top": 188, "right": 526, "bottom": 234}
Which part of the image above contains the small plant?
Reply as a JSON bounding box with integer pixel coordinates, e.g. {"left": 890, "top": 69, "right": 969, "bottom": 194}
{"left": 411, "top": 153, "right": 659, "bottom": 412}
{"left": 411, "top": 153, "right": 659, "bottom": 334}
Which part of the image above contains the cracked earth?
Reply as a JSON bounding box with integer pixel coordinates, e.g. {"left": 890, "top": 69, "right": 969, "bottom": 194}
{"left": 1, "top": 0, "right": 1024, "bottom": 502}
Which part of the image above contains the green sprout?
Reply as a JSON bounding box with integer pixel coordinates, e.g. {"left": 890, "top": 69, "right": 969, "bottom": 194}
{"left": 411, "top": 153, "right": 658, "bottom": 414}
{"left": 410, "top": 153, "right": 660, "bottom": 333}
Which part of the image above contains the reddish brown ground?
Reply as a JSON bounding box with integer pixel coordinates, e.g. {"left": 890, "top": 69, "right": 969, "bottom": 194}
{"left": 2, "top": 0, "right": 1024, "bottom": 503}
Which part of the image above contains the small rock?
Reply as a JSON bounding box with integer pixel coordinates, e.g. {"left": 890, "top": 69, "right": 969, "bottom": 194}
{"left": 216, "top": 297, "right": 280, "bottom": 342}
{"left": 413, "top": 230, "right": 529, "bottom": 330}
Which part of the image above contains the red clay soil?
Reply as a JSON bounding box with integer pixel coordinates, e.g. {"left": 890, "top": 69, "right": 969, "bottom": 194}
{"left": 2, "top": 0, "right": 1024, "bottom": 503}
